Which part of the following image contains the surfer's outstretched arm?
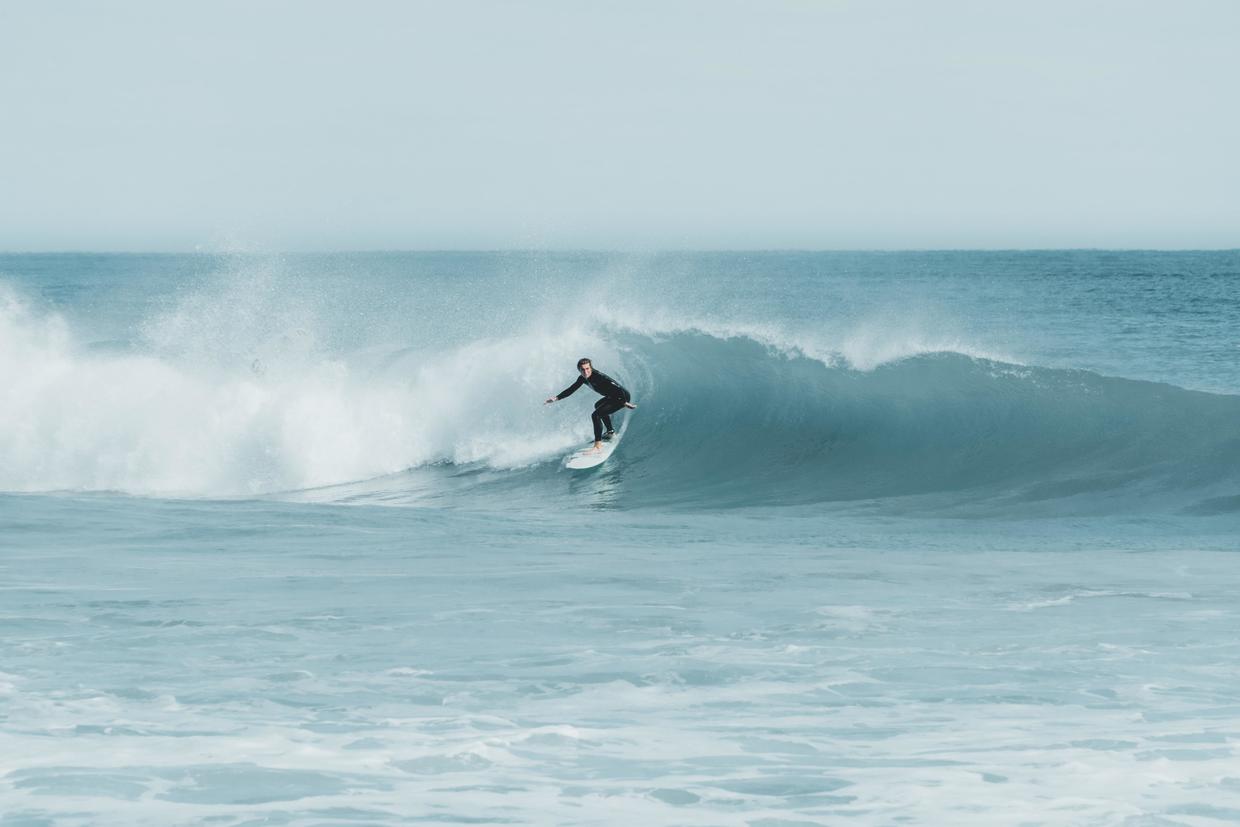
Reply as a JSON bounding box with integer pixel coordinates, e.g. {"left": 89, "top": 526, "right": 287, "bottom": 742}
{"left": 545, "top": 375, "right": 585, "bottom": 404}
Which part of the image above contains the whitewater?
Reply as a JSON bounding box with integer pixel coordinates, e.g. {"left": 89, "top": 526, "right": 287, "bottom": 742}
{"left": 3, "top": 250, "right": 1240, "bottom": 826}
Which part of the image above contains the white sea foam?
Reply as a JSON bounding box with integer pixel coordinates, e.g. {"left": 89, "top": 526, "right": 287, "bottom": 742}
{"left": 0, "top": 284, "right": 614, "bottom": 495}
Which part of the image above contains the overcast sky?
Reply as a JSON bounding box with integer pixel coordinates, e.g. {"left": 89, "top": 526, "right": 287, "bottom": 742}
{"left": 1, "top": 0, "right": 1237, "bottom": 250}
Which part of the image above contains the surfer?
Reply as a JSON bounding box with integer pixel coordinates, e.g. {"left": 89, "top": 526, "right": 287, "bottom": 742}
{"left": 545, "top": 358, "right": 637, "bottom": 451}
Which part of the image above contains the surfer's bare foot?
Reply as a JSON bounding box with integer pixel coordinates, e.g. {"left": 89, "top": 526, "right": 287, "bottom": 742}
{"left": 591, "top": 441, "right": 602, "bottom": 451}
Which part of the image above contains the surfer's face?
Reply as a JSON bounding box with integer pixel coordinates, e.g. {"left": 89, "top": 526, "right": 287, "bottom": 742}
{"left": 579, "top": 364, "right": 593, "bottom": 378}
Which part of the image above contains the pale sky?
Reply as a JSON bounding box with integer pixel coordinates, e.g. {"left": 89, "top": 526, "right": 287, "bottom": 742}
{"left": 1, "top": 0, "right": 1237, "bottom": 250}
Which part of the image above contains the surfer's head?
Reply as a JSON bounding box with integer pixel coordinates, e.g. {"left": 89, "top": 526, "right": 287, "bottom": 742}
{"left": 577, "top": 358, "right": 593, "bottom": 378}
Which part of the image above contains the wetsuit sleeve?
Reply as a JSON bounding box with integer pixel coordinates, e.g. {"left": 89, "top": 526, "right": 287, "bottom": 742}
{"left": 556, "top": 376, "right": 585, "bottom": 399}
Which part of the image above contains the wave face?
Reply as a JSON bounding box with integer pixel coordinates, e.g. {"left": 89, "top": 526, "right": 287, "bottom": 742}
{"left": 600, "top": 332, "right": 1240, "bottom": 513}
{"left": 3, "top": 251, "right": 1240, "bottom": 517}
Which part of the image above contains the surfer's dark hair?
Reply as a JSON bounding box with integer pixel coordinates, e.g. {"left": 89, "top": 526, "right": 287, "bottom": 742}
{"left": 577, "top": 358, "right": 592, "bottom": 370}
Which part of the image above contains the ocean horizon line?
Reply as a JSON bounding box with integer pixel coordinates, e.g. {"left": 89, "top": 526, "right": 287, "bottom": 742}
{"left": 2, "top": 246, "right": 1238, "bottom": 256}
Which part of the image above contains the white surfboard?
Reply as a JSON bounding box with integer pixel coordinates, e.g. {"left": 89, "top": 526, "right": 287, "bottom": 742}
{"left": 563, "top": 422, "right": 628, "bottom": 470}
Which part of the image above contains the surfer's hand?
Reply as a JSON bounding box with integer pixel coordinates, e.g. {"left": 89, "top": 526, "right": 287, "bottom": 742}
{"left": 544, "top": 397, "right": 556, "bottom": 404}
{"left": 624, "top": 402, "right": 637, "bottom": 409}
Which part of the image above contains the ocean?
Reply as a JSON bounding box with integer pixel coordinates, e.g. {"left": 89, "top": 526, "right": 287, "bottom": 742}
{"left": 2, "top": 250, "right": 1239, "bottom": 826}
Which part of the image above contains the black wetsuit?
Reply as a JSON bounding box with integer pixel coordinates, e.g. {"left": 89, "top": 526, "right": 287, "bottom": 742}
{"left": 556, "top": 370, "right": 632, "bottom": 441}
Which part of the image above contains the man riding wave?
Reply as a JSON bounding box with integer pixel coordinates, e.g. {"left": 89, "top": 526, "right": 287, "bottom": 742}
{"left": 545, "top": 358, "right": 637, "bottom": 452}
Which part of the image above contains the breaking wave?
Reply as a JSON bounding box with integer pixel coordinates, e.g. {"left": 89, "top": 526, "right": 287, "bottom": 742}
{"left": 3, "top": 281, "right": 1238, "bottom": 517}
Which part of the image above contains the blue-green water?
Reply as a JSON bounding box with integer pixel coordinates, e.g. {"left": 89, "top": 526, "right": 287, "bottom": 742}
{"left": 2, "top": 251, "right": 1239, "bottom": 825}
